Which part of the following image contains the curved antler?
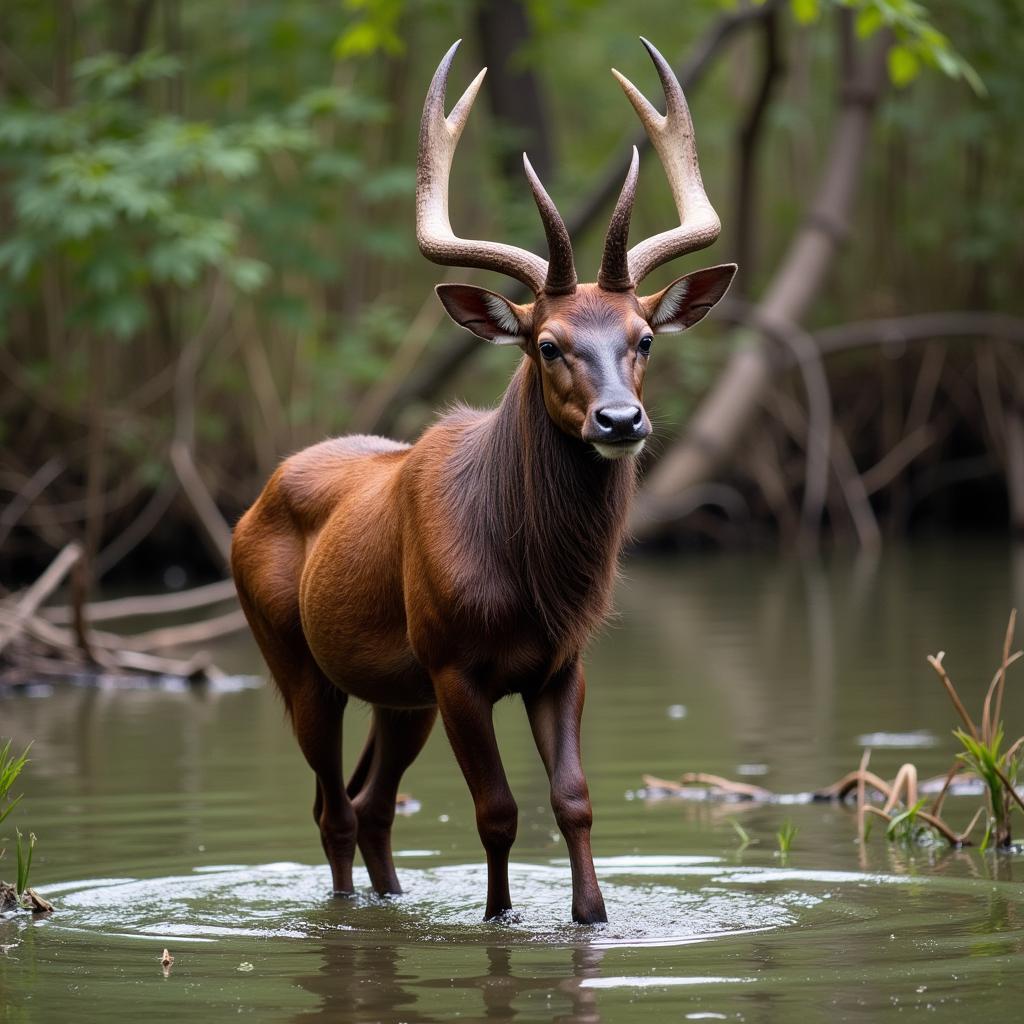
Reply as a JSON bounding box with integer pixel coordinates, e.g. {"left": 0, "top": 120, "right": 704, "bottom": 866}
{"left": 597, "top": 146, "right": 639, "bottom": 291}
{"left": 610, "top": 37, "right": 721, "bottom": 287}
{"left": 417, "top": 40, "right": 575, "bottom": 296}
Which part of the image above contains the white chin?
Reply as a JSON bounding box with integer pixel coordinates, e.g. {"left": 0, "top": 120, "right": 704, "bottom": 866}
{"left": 592, "top": 440, "right": 646, "bottom": 461}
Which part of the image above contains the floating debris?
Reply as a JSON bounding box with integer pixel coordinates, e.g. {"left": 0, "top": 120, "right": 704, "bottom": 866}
{"left": 856, "top": 731, "right": 937, "bottom": 749}
{"left": 640, "top": 613, "right": 1024, "bottom": 850}
{"left": 237, "top": 961, "right": 254, "bottom": 972}
{"left": 667, "top": 705, "right": 688, "bottom": 720}
{"left": 22, "top": 888, "right": 52, "bottom": 914}
{"left": 395, "top": 793, "right": 421, "bottom": 816}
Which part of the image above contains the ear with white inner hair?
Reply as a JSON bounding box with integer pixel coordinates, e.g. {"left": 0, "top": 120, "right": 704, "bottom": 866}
{"left": 434, "top": 284, "right": 533, "bottom": 346}
{"left": 640, "top": 263, "right": 737, "bottom": 334}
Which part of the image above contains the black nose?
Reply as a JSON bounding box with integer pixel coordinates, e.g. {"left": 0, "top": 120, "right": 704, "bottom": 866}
{"left": 592, "top": 404, "right": 647, "bottom": 440}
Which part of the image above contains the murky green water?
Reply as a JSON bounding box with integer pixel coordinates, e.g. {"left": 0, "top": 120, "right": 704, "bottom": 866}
{"left": 3, "top": 541, "right": 1024, "bottom": 1021}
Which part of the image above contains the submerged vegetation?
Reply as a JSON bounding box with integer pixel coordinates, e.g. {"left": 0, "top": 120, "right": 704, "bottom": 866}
{"left": 0, "top": 739, "right": 51, "bottom": 914}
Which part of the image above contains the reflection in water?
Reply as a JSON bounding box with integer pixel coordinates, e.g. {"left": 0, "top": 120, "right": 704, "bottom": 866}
{"left": 293, "top": 938, "right": 431, "bottom": 1024}
{"left": 292, "top": 941, "right": 605, "bottom": 1024}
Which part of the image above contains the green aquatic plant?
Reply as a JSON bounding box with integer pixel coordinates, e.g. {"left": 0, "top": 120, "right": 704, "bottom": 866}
{"left": 885, "top": 798, "right": 931, "bottom": 844}
{"left": 776, "top": 821, "right": 798, "bottom": 856}
{"left": 0, "top": 740, "right": 30, "bottom": 827}
{"left": 14, "top": 830, "right": 34, "bottom": 896}
{"left": 727, "top": 818, "right": 753, "bottom": 853}
{"left": 928, "top": 610, "right": 1024, "bottom": 849}
{"left": 0, "top": 739, "right": 48, "bottom": 912}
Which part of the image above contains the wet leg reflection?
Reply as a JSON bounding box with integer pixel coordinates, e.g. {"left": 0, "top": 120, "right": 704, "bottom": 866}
{"left": 292, "top": 937, "right": 605, "bottom": 1023}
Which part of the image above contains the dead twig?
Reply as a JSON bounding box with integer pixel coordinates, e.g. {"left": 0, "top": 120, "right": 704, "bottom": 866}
{"left": 927, "top": 652, "right": 980, "bottom": 741}
{"left": 0, "top": 542, "right": 82, "bottom": 654}
{"left": 42, "top": 578, "right": 237, "bottom": 625}
{"left": 170, "top": 441, "right": 232, "bottom": 570}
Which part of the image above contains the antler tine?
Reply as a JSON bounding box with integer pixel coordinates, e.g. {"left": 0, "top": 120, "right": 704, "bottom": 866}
{"left": 611, "top": 37, "right": 722, "bottom": 286}
{"left": 522, "top": 154, "right": 577, "bottom": 295}
{"left": 416, "top": 40, "right": 549, "bottom": 294}
{"left": 597, "top": 145, "right": 639, "bottom": 291}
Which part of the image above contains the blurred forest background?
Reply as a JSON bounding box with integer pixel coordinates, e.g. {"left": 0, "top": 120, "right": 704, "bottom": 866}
{"left": 1, "top": 0, "right": 1023, "bottom": 594}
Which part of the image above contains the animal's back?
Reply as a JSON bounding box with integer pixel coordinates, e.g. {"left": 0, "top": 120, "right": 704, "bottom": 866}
{"left": 232, "top": 434, "right": 415, "bottom": 704}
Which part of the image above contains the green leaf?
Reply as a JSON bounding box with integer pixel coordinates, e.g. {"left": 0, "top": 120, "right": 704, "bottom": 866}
{"left": 888, "top": 44, "right": 921, "bottom": 87}
{"left": 229, "top": 257, "right": 271, "bottom": 293}
{"left": 790, "top": 0, "right": 820, "bottom": 26}
{"left": 855, "top": 7, "right": 884, "bottom": 39}
{"left": 94, "top": 293, "right": 149, "bottom": 339}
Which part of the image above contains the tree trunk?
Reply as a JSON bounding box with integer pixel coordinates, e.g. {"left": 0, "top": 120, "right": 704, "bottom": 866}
{"left": 630, "top": 18, "right": 889, "bottom": 540}
{"left": 474, "top": 0, "right": 553, "bottom": 182}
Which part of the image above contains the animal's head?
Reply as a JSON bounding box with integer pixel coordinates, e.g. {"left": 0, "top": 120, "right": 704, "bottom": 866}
{"left": 418, "top": 38, "right": 736, "bottom": 461}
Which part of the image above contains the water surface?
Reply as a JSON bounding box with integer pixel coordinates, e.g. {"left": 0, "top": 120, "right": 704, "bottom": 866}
{"left": 2, "top": 540, "right": 1024, "bottom": 1021}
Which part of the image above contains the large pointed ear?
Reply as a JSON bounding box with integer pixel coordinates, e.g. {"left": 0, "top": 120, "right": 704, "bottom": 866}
{"left": 435, "top": 284, "right": 533, "bottom": 346}
{"left": 640, "top": 263, "right": 737, "bottom": 334}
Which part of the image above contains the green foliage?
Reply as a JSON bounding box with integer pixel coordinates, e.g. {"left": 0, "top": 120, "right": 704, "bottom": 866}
{"left": 955, "top": 727, "right": 1021, "bottom": 846}
{"left": 335, "top": 0, "right": 405, "bottom": 58}
{"left": 776, "top": 820, "right": 799, "bottom": 855}
{"left": 884, "top": 797, "right": 932, "bottom": 843}
{"left": 728, "top": 817, "right": 754, "bottom": 852}
{"left": 14, "top": 830, "right": 35, "bottom": 897}
{"left": 0, "top": 0, "right": 1020, "bottom": 572}
{"left": 0, "top": 741, "right": 30, "bottom": 829}
{"left": 745, "top": 0, "right": 984, "bottom": 92}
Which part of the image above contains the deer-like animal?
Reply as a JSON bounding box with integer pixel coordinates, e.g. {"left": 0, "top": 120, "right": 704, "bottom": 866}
{"left": 231, "top": 38, "right": 735, "bottom": 923}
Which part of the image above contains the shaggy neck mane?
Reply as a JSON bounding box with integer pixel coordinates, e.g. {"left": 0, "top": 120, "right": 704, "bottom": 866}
{"left": 447, "top": 357, "right": 635, "bottom": 653}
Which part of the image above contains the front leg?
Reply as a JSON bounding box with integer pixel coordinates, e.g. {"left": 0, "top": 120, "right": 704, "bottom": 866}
{"left": 433, "top": 666, "right": 517, "bottom": 920}
{"left": 525, "top": 661, "right": 607, "bottom": 924}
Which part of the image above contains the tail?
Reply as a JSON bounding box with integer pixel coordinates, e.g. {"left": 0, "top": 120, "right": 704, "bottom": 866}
{"left": 347, "top": 724, "right": 376, "bottom": 798}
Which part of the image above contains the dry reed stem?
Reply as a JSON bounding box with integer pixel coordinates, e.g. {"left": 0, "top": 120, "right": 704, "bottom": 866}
{"left": 992, "top": 762, "right": 1024, "bottom": 816}
{"left": 983, "top": 651, "right": 1024, "bottom": 741}
{"left": 915, "top": 808, "right": 971, "bottom": 846}
{"left": 928, "top": 761, "right": 962, "bottom": 818}
{"left": 816, "top": 768, "right": 894, "bottom": 801}
{"left": 856, "top": 748, "right": 870, "bottom": 846}
{"left": 927, "top": 651, "right": 979, "bottom": 740}
{"left": 1005, "top": 735, "right": 1024, "bottom": 762}
{"left": 883, "top": 762, "right": 918, "bottom": 815}
{"left": 958, "top": 805, "right": 986, "bottom": 845}
{"left": 989, "top": 609, "right": 1018, "bottom": 743}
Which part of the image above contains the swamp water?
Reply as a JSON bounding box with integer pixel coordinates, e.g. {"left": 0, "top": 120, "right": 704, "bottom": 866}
{"left": 2, "top": 540, "right": 1024, "bottom": 1022}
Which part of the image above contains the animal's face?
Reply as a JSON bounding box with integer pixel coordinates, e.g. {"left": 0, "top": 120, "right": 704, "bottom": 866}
{"left": 436, "top": 265, "right": 736, "bottom": 460}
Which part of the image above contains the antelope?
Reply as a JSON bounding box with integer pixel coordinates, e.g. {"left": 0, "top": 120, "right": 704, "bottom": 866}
{"left": 231, "top": 37, "right": 735, "bottom": 924}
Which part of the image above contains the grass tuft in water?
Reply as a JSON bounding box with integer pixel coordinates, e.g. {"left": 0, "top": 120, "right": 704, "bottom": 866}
{"left": 14, "top": 829, "right": 34, "bottom": 896}
{"left": 928, "top": 610, "right": 1024, "bottom": 849}
{"left": 728, "top": 818, "right": 754, "bottom": 853}
{"left": 776, "top": 820, "right": 798, "bottom": 856}
{"left": 0, "top": 740, "right": 30, "bottom": 828}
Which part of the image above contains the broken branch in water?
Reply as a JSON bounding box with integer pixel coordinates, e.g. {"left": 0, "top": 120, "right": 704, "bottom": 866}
{"left": 642, "top": 611, "right": 1022, "bottom": 852}
{"left": 1, "top": 557, "right": 242, "bottom": 686}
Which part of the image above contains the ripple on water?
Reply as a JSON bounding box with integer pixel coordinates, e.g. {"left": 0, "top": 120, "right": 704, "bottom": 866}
{"left": 37, "top": 855, "right": 819, "bottom": 948}
{"left": 37, "top": 852, "right": 1015, "bottom": 953}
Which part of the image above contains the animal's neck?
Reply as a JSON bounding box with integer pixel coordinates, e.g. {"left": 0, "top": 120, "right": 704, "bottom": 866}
{"left": 456, "top": 357, "right": 635, "bottom": 650}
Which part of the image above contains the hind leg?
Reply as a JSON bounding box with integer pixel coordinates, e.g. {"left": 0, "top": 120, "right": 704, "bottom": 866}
{"left": 290, "top": 679, "right": 359, "bottom": 894}
{"left": 350, "top": 706, "right": 437, "bottom": 895}
{"left": 234, "top": 576, "right": 358, "bottom": 895}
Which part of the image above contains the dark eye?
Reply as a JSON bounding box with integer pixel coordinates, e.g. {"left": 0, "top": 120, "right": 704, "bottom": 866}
{"left": 538, "top": 341, "right": 560, "bottom": 361}
{"left": 638, "top": 335, "right": 654, "bottom": 355}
